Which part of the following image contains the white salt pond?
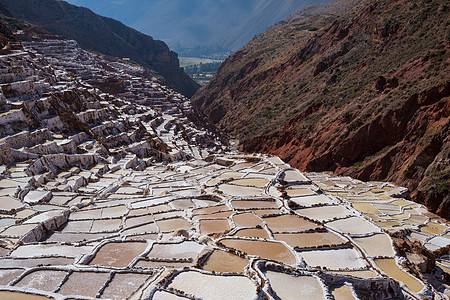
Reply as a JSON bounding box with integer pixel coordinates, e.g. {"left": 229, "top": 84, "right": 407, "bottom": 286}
{"left": 326, "top": 217, "right": 381, "bottom": 235}
{"left": 168, "top": 271, "right": 257, "bottom": 300}
{"left": 265, "top": 271, "right": 326, "bottom": 300}
{"left": 353, "top": 234, "right": 396, "bottom": 257}
{"left": 299, "top": 248, "right": 367, "bottom": 269}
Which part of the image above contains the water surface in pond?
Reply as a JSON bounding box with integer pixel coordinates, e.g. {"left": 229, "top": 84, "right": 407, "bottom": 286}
{"left": 220, "top": 238, "right": 297, "bottom": 265}
{"left": 89, "top": 241, "right": 147, "bottom": 268}
{"left": 263, "top": 215, "right": 318, "bottom": 232}
{"left": 202, "top": 250, "right": 248, "bottom": 273}
{"left": 273, "top": 231, "right": 346, "bottom": 248}
{"left": 374, "top": 258, "right": 424, "bottom": 293}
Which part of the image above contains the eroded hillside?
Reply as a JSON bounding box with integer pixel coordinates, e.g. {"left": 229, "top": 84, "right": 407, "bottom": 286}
{"left": 192, "top": 0, "right": 450, "bottom": 219}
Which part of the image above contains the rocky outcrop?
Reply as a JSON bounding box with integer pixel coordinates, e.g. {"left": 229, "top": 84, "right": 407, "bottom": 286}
{"left": 192, "top": 0, "right": 450, "bottom": 219}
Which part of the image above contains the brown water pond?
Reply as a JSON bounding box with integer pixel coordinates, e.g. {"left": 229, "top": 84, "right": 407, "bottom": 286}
{"left": 374, "top": 258, "right": 424, "bottom": 293}
{"left": 273, "top": 231, "right": 346, "bottom": 248}
{"left": 263, "top": 215, "right": 318, "bottom": 232}
{"left": 202, "top": 250, "right": 249, "bottom": 273}
{"left": 233, "top": 213, "right": 263, "bottom": 227}
{"left": 89, "top": 241, "right": 147, "bottom": 268}
{"left": 0, "top": 291, "right": 53, "bottom": 300}
{"left": 220, "top": 238, "right": 297, "bottom": 265}
{"left": 199, "top": 219, "right": 230, "bottom": 235}
{"left": 231, "top": 228, "right": 271, "bottom": 239}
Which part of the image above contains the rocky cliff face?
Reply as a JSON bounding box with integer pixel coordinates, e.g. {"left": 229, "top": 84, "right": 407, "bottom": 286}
{"left": 192, "top": 0, "right": 450, "bottom": 219}
{"left": 0, "top": 0, "right": 200, "bottom": 98}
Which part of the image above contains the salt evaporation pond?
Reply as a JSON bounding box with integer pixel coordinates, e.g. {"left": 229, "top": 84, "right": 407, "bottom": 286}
{"left": 202, "top": 250, "right": 249, "bottom": 273}
{"left": 265, "top": 271, "right": 326, "bottom": 300}
{"left": 374, "top": 258, "right": 424, "bottom": 293}
{"left": 299, "top": 248, "right": 367, "bottom": 269}
{"left": 168, "top": 271, "right": 257, "bottom": 300}
{"left": 220, "top": 238, "right": 297, "bottom": 265}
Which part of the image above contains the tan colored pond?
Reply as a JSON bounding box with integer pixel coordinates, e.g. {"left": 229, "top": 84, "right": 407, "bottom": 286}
{"left": 202, "top": 250, "right": 249, "bottom": 273}
{"left": 331, "top": 284, "right": 356, "bottom": 300}
{"left": 273, "top": 231, "right": 346, "bottom": 248}
{"left": 193, "top": 211, "right": 233, "bottom": 221}
{"left": 231, "top": 228, "right": 271, "bottom": 239}
{"left": 199, "top": 219, "right": 230, "bottom": 235}
{"left": 168, "top": 271, "right": 257, "bottom": 300}
{"left": 218, "top": 184, "right": 263, "bottom": 197}
{"left": 374, "top": 258, "right": 424, "bottom": 293}
{"left": 218, "top": 172, "right": 246, "bottom": 179}
{"left": 0, "top": 291, "right": 53, "bottom": 300}
{"left": 285, "top": 188, "right": 315, "bottom": 197}
{"left": 353, "top": 234, "right": 395, "bottom": 257}
{"left": 228, "top": 178, "right": 269, "bottom": 187}
{"left": 220, "top": 238, "right": 297, "bottom": 265}
{"left": 156, "top": 218, "right": 191, "bottom": 233}
{"left": 231, "top": 162, "right": 255, "bottom": 170}
{"left": 265, "top": 271, "right": 326, "bottom": 300}
{"left": 231, "top": 200, "right": 278, "bottom": 210}
{"left": 89, "top": 241, "right": 147, "bottom": 268}
{"left": 58, "top": 272, "right": 110, "bottom": 298}
{"left": 352, "top": 203, "right": 382, "bottom": 214}
{"left": 15, "top": 270, "right": 66, "bottom": 292}
{"left": 263, "top": 215, "right": 318, "bottom": 232}
{"left": 233, "top": 212, "right": 263, "bottom": 227}
{"left": 252, "top": 209, "right": 283, "bottom": 216}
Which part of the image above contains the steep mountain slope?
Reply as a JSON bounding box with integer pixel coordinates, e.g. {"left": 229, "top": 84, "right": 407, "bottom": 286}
{"left": 65, "top": 0, "right": 330, "bottom": 54}
{"left": 192, "top": 0, "right": 450, "bottom": 218}
{"left": 0, "top": 0, "right": 199, "bottom": 97}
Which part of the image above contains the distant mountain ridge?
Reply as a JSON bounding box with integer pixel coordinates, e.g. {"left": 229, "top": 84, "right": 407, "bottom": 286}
{"left": 65, "top": 0, "right": 330, "bottom": 55}
{"left": 0, "top": 0, "right": 199, "bottom": 97}
{"left": 192, "top": 0, "right": 450, "bottom": 218}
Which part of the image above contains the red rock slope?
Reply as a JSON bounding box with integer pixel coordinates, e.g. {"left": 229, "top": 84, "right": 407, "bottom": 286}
{"left": 192, "top": 0, "right": 450, "bottom": 218}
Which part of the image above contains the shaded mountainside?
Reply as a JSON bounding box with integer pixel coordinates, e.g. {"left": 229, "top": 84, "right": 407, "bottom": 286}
{"left": 0, "top": 0, "right": 199, "bottom": 97}
{"left": 192, "top": 0, "right": 450, "bottom": 218}
{"left": 65, "top": 0, "right": 331, "bottom": 54}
